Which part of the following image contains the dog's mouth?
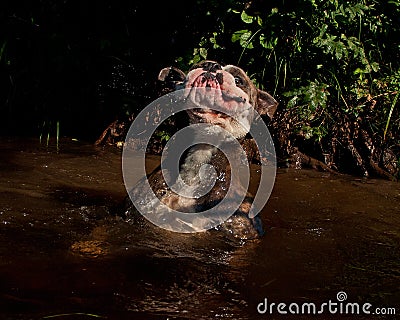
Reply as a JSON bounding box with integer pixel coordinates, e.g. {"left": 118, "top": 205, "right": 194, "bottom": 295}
{"left": 183, "top": 68, "right": 254, "bottom": 138}
{"left": 190, "top": 107, "right": 229, "bottom": 119}
{"left": 185, "top": 71, "right": 249, "bottom": 115}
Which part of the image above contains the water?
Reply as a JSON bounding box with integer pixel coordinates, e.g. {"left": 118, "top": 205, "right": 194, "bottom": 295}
{"left": 0, "top": 138, "right": 399, "bottom": 319}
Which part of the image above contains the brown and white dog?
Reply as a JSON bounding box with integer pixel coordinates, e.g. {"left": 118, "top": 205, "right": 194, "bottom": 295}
{"left": 125, "top": 60, "right": 278, "bottom": 239}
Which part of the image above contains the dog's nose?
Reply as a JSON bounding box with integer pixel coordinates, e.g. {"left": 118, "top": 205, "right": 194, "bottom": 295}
{"left": 201, "top": 62, "right": 222, "bottom": 73}
{"left": 199, "top": 71, "right": 223, "bottom": 88}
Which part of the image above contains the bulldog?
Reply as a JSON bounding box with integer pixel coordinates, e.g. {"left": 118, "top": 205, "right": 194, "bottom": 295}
{"left": 124, "top": 60, "right": 278, "bottom": 240}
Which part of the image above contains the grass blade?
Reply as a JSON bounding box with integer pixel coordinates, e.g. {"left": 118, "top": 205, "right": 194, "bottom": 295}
{"left": 383, "top": 91, "right": 399, "bottom": 141}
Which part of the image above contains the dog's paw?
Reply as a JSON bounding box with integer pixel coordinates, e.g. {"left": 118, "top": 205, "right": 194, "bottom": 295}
{"left": 217, "top": 211, "right": 264, "bottom": 240}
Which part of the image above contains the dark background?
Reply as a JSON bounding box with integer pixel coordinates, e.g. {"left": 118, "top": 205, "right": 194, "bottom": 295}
{"left": 0, "top": 0, "right": 232, "bottom": 141}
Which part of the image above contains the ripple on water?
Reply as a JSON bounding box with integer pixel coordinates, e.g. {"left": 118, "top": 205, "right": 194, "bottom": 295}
{"left": 0, "top": 138, "right": 399, "bottom": 319}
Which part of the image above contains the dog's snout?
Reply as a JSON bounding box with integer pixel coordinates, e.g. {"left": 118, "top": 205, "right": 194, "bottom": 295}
{"left": 202, "top": 72, "right": 216, "bottom": 81}
{"left": 215, "top": 72, "right": 223, "bottom": 85}
{"left": 201, "top": 62, "right": 222, "bottom": 73}
{"left": 200, "top": 71, "right": 224, "bottom": 86}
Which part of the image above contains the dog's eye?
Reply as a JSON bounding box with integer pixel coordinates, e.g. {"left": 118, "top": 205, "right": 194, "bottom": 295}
{"left": 234, "top": 76, "right": 244, "bottom": 86}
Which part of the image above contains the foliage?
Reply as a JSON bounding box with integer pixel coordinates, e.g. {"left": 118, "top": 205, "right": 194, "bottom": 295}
{"left": 180, "top": 0, "right": 400, "bottom": 177}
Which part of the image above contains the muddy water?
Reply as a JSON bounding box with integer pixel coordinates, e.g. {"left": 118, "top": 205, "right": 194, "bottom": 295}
{"left": 0, "top": 137, "right": 399, "bottom": 320}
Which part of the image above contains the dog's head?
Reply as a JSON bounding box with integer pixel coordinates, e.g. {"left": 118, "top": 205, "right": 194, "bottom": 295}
{"left": 158, "top": 60, "right": 278, "bottom": 138}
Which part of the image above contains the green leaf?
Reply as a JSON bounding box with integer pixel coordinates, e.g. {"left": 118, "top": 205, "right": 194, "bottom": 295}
{"left": 239, "top": 31, "right": 254, "bottom": 49}
{"left": 209, "top": 32, "right": 221, "bottom": 49}
{"left": 199, "top": 47, "right": 208, "bottom": 59}
{"left": 370, "top": 62, "right": 380, "bottom": 72}
{"left": 241, "top": 11, "right": 254, "bottom": 24}
{"left": 259, "top": 34, "right": 277, "bottom": 49}
{"left": 354, "top": 68, "right": 364, "bottom": 75}
{"left": 388, "top": 0, "right": 400, "bottom": 7}
{"left": 232, "top": 30, "right": 254, "bottom": 49}
{"left": 232, "top": 29, "right": 249, "bottom": 42}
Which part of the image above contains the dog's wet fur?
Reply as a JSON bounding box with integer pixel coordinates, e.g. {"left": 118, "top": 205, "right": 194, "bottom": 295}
{"left": 125, "top": 60, "right": 278, "bottom": 240}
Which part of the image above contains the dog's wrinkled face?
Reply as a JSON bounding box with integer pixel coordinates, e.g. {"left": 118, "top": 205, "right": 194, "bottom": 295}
{"left": 184, "top": 61, "right": 255, "bottom": 138}
{"left": 158, "top": 60, "right": 278, "bottom": 138}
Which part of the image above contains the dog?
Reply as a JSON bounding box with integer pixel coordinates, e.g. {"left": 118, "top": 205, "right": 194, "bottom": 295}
{"left": 124, "top": 60, "right": 278, "bottom": 239}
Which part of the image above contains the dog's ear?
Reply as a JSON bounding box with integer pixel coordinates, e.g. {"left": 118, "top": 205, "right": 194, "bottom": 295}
{"left": 157, "top": 66, "right": 186, "bottom": 95}
{"left": 256, "top": 89, "right": 278, "bottom": 120}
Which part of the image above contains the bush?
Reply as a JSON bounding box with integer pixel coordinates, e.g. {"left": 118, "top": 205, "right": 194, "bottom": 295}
{"left": 179, "top": 0, "right": 400, "bottom": 178}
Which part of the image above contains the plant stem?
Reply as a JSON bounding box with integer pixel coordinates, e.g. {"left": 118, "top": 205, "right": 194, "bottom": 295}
{"left": 384, "top": 91, "right": 399, "bottom": 141}
{"left": 237, "top": 28, "right": 262, "bottom": 65}
{"left": 56, "top": 121, "right": 60, "bottom": 152}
